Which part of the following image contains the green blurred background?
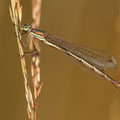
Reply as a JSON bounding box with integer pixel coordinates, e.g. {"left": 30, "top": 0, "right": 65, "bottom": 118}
{"left": 1, "top": 0, "right": 120, "bottom": 120}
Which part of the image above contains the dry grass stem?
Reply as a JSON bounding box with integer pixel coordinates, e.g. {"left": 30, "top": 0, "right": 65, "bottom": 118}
{"left": 10, "top": 0, "right": 34, "bottom": 120}
{"left": 30, "top": 0, "right": 43, "bottom": 120}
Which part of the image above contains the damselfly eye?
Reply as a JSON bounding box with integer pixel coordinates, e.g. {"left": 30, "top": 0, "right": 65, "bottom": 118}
{"left": 21, "top": 24, "right": 31, "bottom": 32}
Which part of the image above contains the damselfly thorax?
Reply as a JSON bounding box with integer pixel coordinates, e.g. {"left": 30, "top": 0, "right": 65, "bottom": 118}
{"left": 20, "top": 23, "right": 120, "bottom": 89}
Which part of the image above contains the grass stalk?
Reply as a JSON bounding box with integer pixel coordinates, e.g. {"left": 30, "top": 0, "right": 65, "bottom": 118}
{"left": 30, "top": 0, "right": 43, "bottom": 119}
{"left": 9, "top": 0, "right": 34, "bottom": 119}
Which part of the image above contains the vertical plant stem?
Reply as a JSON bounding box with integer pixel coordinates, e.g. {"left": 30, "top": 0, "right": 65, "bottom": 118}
{"left": 30, "top": 0, "right": 43, "bottom": 120}
{"left": 10, "top": 0, "right": 34, "bottom": 120}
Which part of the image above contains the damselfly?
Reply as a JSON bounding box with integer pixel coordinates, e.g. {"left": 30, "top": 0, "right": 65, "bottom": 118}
{"left": 20, "top": 24, "right": 120, "bottom": 89}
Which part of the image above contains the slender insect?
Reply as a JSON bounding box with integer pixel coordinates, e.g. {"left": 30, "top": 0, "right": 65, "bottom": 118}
{"left": 20, "top": 23, "right": 120, "bottom": 89}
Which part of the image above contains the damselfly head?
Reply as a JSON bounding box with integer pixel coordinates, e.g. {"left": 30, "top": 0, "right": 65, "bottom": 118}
{"left": 21, "top": 24, "right": 31, "bottom": 32}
